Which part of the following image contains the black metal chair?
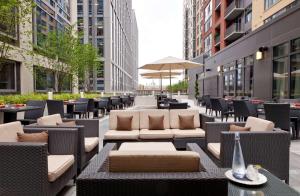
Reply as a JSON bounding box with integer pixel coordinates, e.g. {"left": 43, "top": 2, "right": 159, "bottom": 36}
{"left": 73, "top": 99, "right": 88, "bottom": 119}
{"left": 264, "top": 103, "right": 296, "bottom": 138}
{"left": 46, "top": 100, "right": 72, "bottom": 118}
{"left": 169, "top": 102, "right": 188, "bottom": 109}
{"left": 97, "top": 99, "right": 109, "bottom": 115}
{"left": 85, "top": 98, "right": 98, "bottom": 118}
{"left": 111, "top": 97, "right": 121, "bottom": 110}
{"left": 210, "top": 98, "right": 222, "bottom": 117}
{"left": 203, "top": 95, "right": 212, "bottom": 115}
{"left": 232, "top": 100, "right": 258, "bottom": 122}
{"left": 217, "top": 98, "right": 234, "bottom": 122}
{"left": 18, "top": 100, "right": 46, "bottom": 125}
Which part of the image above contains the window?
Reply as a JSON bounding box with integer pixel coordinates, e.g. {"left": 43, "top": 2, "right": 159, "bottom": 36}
{"left": 245, "top": 6, "right": 252, "bottom": 23}
{"left": 34, "top": 66, "right": 55, "bottom": 91}
{"left": 77, "top": 5, "right": 83, "bottom": 15}
{"left": 0, "top": 7, "right": 18, "bottom": 41}
{"left": 0, "top": 61, "right": 16, "bottom": 92}
{"left": 236, "top": 59, "right": 244, "bottom": 96}
{"left": 204, "top": 34, "right": 212, "bottom": 56}
{"left": 244, "top": 55, "right": 254, "bottom": 97}
{"left": 291, "top": 38, "right": 300, "bottom": 53}
{"left": 205, "top": 17, "right": 212, "bottom": 32}
{"left": 265, "top": 0, "right": 280, "bottom": 10}
{"left": 204, "top": 1, "right": 212, "bottom": 32}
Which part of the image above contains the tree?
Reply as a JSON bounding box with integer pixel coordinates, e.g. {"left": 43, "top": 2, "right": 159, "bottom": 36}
{"left": 195, "top": 74, "right": 200, "bottom": 98}
{"left": 0, "top": 0, "right": 35, "bottom": 62}
{"left": 167, "top": 81, "right": 188, "bottom": 93}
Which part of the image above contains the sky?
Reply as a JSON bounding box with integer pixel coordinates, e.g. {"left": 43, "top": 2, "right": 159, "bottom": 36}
{"left": 132, "top": 0, "right": 184, "bottom": 86}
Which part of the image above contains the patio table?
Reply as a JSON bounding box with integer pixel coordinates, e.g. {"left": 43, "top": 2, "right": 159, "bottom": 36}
{"left": 0, "top": 106, "right": 42, "bottom": 123}
{"left": 64, "top": 101, "right": 87, "bottom": 116}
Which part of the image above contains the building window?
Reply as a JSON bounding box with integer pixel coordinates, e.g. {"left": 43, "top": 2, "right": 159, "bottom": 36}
{"left": 34, "top": 66, "right": 55, "bottom": 91}
{"left": 204, "top": 34, "right": 212, "bottom": 56}
{"left": 77, "top": 5, "right": 83, "bottom": 15}
{"left": 244, "top": 55, "right": 254, "bottom": 97}
{"left": 204, "top": 1, "right": 212, "bottom": 32}
{"left": 0, "top": 61, "right": 16, "bottom": 92}
{"left": 236, "top": 59, "right": 244, "bottom": 96}
{"left": 245, "top": 6, "right": 252, "bottom": 24}
{"left": 290, "top": 38, "right": 300, "bottom": 98}
{"left": 265, "top": 0, "right": 280, "bottom": 10}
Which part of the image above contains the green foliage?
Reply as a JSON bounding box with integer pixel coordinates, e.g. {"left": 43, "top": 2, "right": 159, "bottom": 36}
{"left": 167, "top": 81, "right": 188, "bottom": 93}
{"left": 195, "top": 74, "right": 200, "bottom": 98}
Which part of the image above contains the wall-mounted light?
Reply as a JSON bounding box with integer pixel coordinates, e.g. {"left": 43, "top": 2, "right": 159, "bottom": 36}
{"left": 217, "top": 65, "right": 223, "bottom": 73}
{"left": 206, "top": 68, "right": 212, "bottom": 72}
{"left": 256, "top": 46, "right": 268, "bottom": 60}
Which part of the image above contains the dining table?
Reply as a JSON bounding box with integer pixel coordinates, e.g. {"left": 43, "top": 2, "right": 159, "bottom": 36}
{"left": 0, "top": 105, "right": 42, "bottom": 123}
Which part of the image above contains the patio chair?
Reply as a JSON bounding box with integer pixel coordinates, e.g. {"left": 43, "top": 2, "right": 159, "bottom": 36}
{"left": 205, "top": 117, "right": 290, "bottom": 183}
{"left": 202, "top": 95, "right": 212, "bottom": 115}
{"left": 232, "top": 100, "right": 258, "bottom": 122}
{"left": 97, "top": 99, "right": 109, "bottom": 115}
{"left": 18, "top": 100, "right": 46, "bottom": 125}
{"left": 47, "top": 100, "right": 72, "bottom": 118}
{"left": 210, "top": 98, "right": 222, "bottom": 117}
{"left": 85, "top": 98, "right": 98, "bottom": 118}
{"left": 0, "top": 121, "right": 77, "bottom": 195}
{"left": 73, "top": 98, "right": 88, "bottom": 119}
{"left": 216, "top": 98, "right": 233, "bottom": 122}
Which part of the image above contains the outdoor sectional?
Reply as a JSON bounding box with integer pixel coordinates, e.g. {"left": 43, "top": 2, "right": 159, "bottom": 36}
{"left": 205, "top": 117, "right": 290, "bottom": 183}
{"left": 103, "top": 109, "right": 214, "bottom": 149}
{"left": 76, "top": 143, "right": 228, "bottom": 196}
{"left": 26, "top": 114, "right": 99, "bottom": 172}
{"left": 0, "top": 122, "right": 77, "bottom": 196}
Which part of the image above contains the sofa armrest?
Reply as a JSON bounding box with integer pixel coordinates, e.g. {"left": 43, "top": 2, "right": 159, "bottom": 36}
{"left": 0, "top": 142, "right": 48, "bottom": 194}
{"left": 220, "top": 131, "right": 290, "bottom": 181}
{"left": 205, "top": 122, "right": 245, "bottom": 144}
{"left": 199, "top": 113, "right": 214, "bottom": 130}
{"left": 65, "top": 119, "right": 99, "bottom": 138}
{"left": 23, "top": 127, "right": 78, "bottom": 156}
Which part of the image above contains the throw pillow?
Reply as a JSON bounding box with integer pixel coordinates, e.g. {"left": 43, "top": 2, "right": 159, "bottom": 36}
{"left": 116, "top": 116, "right": 133, "bottom": 131}
{"left": 17, "top": 131, "right": 48, "bottom": 143}
{"left": 179, "top": 115, "right": 195, "bottom": 130}
{"left": 57, "top": 121, "right": 76, "bottom": 126}
{"left": 229, "top": 125, "right": 251, "bottom": 132}
{"left": 148, "top": 115, "right": 164, "bottom": 130}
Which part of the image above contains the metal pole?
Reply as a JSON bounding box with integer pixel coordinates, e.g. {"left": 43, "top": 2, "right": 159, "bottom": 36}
{"left": 169, "top": 67, "right": 172, "bottom": 98}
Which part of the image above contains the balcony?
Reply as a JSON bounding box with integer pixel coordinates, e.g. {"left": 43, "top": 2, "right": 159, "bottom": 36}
{"left": 214, "top": 34, "right": 220, "bottom": 46}
{"left": 215, "top": 0, "right": 221, "bottom": 10}
{"left": 225, "top": 0, "right": 244, "bottom": 21}
{"left": 225, "top": 23, "right": 244, "bottom": 41}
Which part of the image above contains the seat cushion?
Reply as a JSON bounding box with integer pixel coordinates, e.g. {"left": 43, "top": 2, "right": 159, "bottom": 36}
{"left": 139, "top": 109, "right": 170, "bottom": 129}
{"left": 169, "top": 109, "right": 200, "bottom": 129}
{"left": 173, "top": 128, "right": 205, "bottom": 138}
{"left": 37, "top": 114, "right": 63, "bottom": 126}
{"left": 48, "top": 155, "right": 74, "bottom": 182}
{"left": 245, "top": 117, "right": 275, "bottom": 132}
{"left": 109, "top": 151, "right": 202, "bottom": 172}
{"left": 104, "top": 130, "right": 139, "bottom": 140}
{"left": 139, "top": 129, "right": 173, "bottom": 139}
{"left": 119, "top": 142, "right": 176, "bottom": 151}
{"left": 0, "top": 121, "right": 23, "bottom": 142}
{"left": 109, "top": 110, "right": 140, "bottom": 130}
{"left": 207, "top": 143, "right": 220, "bottom": 159}
{"left": 85, "top": 137, "right": 99, "bottom": 152}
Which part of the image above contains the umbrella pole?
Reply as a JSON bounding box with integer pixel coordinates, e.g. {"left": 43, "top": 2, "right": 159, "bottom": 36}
{"left": 160, "top": 75, "right": 162, "bottom": 93}
{"left": 169, "top": 68, "right": 172, "bottom": 98}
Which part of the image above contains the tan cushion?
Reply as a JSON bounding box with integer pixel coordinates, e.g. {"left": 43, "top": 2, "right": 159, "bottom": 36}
{"left": 85, "top": 137, "right": 99, "bottom": 152}
{"left": 245, "top": 117, "right": 275, "bottom": 132}
{"left": 109, "top": 110, "right": 140, "bottom": 130}
{"left": 139, "top": 109, "right": 170, "bottom": 129}
{"left": 48, "top": 155, "right": 74, "bottom": 182}
{"left": 57, "top": 121, "right": 76, "bottom": 126}
{"left": 179, "top": 115, "right": 195, "bottom": 129}
{"left": 207, "top": 143, "right": 220, "bottom": 159}
{"left": 104, "top": 130, "right": 139, "bottom": 140}
{"left": 173, "top": 128, "right": 205, "bottom": 138}
{"left": 37, "top": 114, "right": 63, "bottom": 126}
{"left": 149, "top": 115, "right": 164, "bottom": 130}
{"left": 109, "top": 151, "right": 202, "bottom": 172}
{"left": 229, "top": 125, "right": 251, "bottom": 132}
{"left": 119, "top": 142, "right": 176, "bottom": 151}
{"left": 0, "top": 122, "right": 23, "bottom": 142}
{"left": 116, "top": 116, "right": 133, "bottom": 131}
{"left": 170, "top": 109, "right": 200, "bottom": 129}
{"left": 139, "top": 129, "right": 173, "bottom": 139}
{"left": 17, "top": 131, "right": 48, "bottom": 143}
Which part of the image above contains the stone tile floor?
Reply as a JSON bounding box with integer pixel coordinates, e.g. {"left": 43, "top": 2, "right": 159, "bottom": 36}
{"left": 58, "top": 101, "right": 300, "bottom": 195}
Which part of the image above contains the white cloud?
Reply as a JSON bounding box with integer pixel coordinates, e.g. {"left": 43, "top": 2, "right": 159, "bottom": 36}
{"left": 132, "top": 0, "right": 184, "bottom": 86}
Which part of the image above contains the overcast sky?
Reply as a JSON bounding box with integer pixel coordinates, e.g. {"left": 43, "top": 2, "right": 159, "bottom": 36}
{"left": 132, "top": 0, "right": 184, "bottom": 86}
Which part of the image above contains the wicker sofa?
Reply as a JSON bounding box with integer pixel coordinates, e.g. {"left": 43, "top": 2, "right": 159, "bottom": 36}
{"left": 77, "top": 143, "right": 228, "bottom": 196}
{"left": 26, "top": 114, "right": 99, "bottom": 172}
{"left": 205, "top": 117, "right": 290, "bottom": 183}
{"left": 103, "top": 109, "right": 214, "bottom": 148}
{"left": 0, "top": 122, "right": 77, "bottom": 196}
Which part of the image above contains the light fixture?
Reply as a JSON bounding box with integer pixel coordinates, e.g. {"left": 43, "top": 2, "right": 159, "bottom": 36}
{"left": 217, "top": 65, "right": 223, "bottom": 73}
{"left": 256, "top": 46, "right": 268, "bottom": 60}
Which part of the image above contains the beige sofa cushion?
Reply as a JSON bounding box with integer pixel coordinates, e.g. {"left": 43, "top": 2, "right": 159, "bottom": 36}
{"left": 109, "top": 151, "right": 202, "bottom": 172}
{"left": 104, "top": 130, "right": 139, "bottom": 140}
{"left": 0, "top": 121, "right": 23, "bottom": 142}
{"left": 173, "top": 128, "right": 205, "bottom": 138}
{"left": 48, "top": 155, "right": 74, "bottom": 182}
{"left": 139, "top": 109, "right": 170, "bottom": 129}
{"left": 85, "top": 137, "right": 99, "bottom": 152}
{"left": 207, "top": 143, "right": 220, "bottom": 159}
{"left": 109, "top": 110, "right": 140, "bottom": 130}
{"left": 37, "top": 114, "right": 63, "bottom": 126}
{"left": 170, "top": 109, "right": 200, "bottom": 129}
{"left": 119, "top": 142, "right": 176, "bottom": 152}
{"left": 139, "top": 129, "right": 173, "bottom": 139}
{"left": 245, "top": 117, "right": 275, "bottom": 132}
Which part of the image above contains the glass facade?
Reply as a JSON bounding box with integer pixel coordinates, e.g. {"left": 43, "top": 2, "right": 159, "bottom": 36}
{"left": 0, "top": 61, "right": 16, "bottom": 92}
{"left": 34, "top": 66, "right": 55, "bottom": 91}
{"left": 265, "top": 0, "right": 280, "bottom": 10}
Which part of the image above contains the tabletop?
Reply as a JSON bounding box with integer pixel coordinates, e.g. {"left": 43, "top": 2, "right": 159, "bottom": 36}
{"left": 0, "top": 106, "right": 42, "bottom": 113}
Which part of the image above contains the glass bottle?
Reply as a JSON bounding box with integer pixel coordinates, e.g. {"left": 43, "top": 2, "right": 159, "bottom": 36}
{"left": 232, "top": 132, "right": 246, "bottom": 179}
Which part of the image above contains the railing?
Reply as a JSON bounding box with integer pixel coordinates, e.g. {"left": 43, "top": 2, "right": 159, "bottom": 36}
{"left": 225, "top": 23, "right": 243, "bottom": 38}
{"left": 215, "top": 0, "right": 221, "bottom": 9}
{"left": 225, "top": 0, "right": 243, "bottom": 17}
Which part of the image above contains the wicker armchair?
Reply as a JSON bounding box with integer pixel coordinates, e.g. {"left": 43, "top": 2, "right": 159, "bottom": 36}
{"left": 205, "top": 122, "right": 290, "bottom": 183}
{"left": 77, "top": 143, "right": 228, "bottom": 196}
{"left": 0, "top": 127, "right": 77, "bottom": 196}
{"left": 26, "top": 118, "right": 99, "bottom": 172}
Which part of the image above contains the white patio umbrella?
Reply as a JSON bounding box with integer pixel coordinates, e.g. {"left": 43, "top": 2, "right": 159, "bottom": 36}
{"left": 139, "top": 56, "right": 203, "bottom": 97}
